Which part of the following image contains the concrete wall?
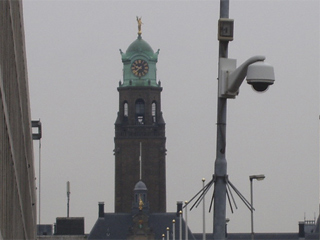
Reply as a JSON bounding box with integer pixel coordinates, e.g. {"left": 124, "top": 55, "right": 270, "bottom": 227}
{"left": 0, "top": 0, "right": 37, "bottom": 239}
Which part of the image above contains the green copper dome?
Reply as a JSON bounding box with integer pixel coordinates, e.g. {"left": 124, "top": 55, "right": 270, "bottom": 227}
{"left": 119, "top": 35, "right": 160, "bottom": 88}
{"left": 120, "top": 35, "right": 159, "bottom": 62}
{"left": 126, "top": 36, "right": 154, "bottom": 56}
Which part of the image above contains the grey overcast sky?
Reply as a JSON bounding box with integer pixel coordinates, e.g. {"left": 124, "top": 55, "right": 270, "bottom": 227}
{"left": 23, "top": 0, "right": 319, "bottom": 234}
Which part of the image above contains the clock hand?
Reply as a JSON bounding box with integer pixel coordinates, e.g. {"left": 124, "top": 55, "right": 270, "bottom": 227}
{"left": 133, "top": 68, "right": 141, "bottom": 74}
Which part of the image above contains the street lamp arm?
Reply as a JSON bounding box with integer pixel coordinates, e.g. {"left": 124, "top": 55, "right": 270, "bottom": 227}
{"left": 227, "top": 55, "right": 265, "bottom": 94}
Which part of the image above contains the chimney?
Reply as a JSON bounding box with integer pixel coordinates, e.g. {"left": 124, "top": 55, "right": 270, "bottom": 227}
{"left": 176, "top": 201, "right": 183, "bottom": 217}
{"left": 299, "top": 221, "right": 305, "bottom": 238}
{"left": 98, "top": 202, "right": 104, "bottom": 218}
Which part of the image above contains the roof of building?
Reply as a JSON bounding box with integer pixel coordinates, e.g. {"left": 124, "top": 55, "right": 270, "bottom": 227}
{"left": 120, "top": 35, "right": 159, "bottom": 63}
{"left": 88, "top": 212, "right": 195, "bottom": 240}
{"left": 134, "top": 180, "right": 147, "bottom": 191}
{"left": 126, "top": 36, "right": 154, "bottom": 56}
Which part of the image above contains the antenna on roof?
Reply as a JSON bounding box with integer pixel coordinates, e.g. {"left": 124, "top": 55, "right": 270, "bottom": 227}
{"left": 67, "top": 181, "right": 71, "bottom": 218}
{"left": 139, "top": 142, "right": 142, "bottom": 180}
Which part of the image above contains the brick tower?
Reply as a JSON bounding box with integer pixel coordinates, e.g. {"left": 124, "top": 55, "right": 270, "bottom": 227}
{"left": 114, "top": 23, "right": 166, "bottom": 213}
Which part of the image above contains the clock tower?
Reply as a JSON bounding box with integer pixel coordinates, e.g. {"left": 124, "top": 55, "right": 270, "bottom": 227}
{"left": 114, "top": 20, "right": 166, "bottom": 213}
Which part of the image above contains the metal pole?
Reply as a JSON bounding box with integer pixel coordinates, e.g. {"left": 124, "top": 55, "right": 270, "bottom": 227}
{"left": 250, "top": 179, "right": 254, "bottom": 240}
{"left": 185, "top": 201, "right": 188, "bottom": 240}
{"left": 67, "top": 181, "right": 70, "bottom": 218}
{"left": 38, "top": 140, "right": 41, "bottom": 225}
{"left": 173, "top": 220, "right": 176, "bottom": 240}
{"left": 202, "top": 179, "right": 206, "bottom": 240}
{"left": 249, "top": 174, "right": 264, "bottom": 240}
{"left": 213, "top": 1, "right": 229, "bottom": 240}
{"left": 179, "top": 211, "right": 182, "bottom": 240}
{"left": 167, "top": 227, "right": 170, "bottom": 240}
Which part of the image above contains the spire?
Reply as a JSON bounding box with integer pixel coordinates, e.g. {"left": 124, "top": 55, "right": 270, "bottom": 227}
{"left": 132, "top": 181, "right": 149, "bottom": 214}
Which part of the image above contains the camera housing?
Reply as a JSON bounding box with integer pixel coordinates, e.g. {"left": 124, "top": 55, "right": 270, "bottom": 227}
{"left": 219, "top": 56, "right": 275, "bottom": 98}
{"left": 246, "top": 61, "right": 275, "bottom": 92}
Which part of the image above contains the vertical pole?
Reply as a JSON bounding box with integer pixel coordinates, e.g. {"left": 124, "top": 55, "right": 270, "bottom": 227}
{"left": 67, "top": 181, "right": 70, "bottom": 218}
{"left": 179, "top": 211, "right": 182, "bottom": 240}
{"left": 202, "top": 178, "right": 206, "bottom": 240}
{"left": 213, "top": 1, "right": 229, "bottom": 240}
{"left": 139, "top": 142, "right": 142, "bottom": 180}
{"left": 250, "top": 179, "right": 254, "bottom": 240}
{"left": 38, "top": 140, "right": 41, "bottom": 225}
{"left": 185, "top": 201, "right": 188, "bottom": 240}
{"left": 167, "top": 227, "right": 170, "bottom": 240}
{"left": 172, "top": 220, "right": 176, "bottom": 240}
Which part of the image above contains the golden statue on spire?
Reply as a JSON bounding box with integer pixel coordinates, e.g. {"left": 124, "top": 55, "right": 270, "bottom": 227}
{"left": 136, "top": 16, "right": 142, "bottom": 36}
{"left": 138, "top": 194, "right": 144, "bottom": 211}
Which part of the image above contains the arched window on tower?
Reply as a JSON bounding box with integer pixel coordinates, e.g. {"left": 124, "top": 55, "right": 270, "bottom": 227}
{"left": 124, "top": 102, "right": 128, "bottom": 117}
{"left": 135, "top": 99, "right": 145, "bottom": 125}
{"left": 152, "top": 102, "right": 157, "bottom": 123}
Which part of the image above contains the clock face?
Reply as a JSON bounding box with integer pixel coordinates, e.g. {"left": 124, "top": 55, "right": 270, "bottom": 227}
{"left": 131, "top": 59, "right": 149, "bottom": 77}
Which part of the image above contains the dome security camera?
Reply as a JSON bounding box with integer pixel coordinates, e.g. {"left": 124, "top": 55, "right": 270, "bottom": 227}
{"left": 219, "top": 56, "right": 275, "bottom": 98}
{"left": 246, "top": 61, "right": 275, "bottom": 92}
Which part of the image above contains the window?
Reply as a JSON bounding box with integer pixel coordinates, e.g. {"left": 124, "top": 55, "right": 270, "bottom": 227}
{"left": 152, "top": 102, "right": 156, "bottom": 123}
{"left": 124, "top": 102, "right": 128, "bottom": 117}
{"left": 135, "top": 99, "right": 145, "bottom": 125}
